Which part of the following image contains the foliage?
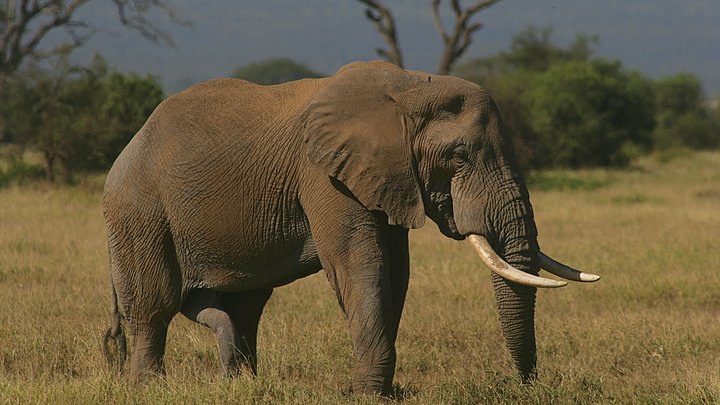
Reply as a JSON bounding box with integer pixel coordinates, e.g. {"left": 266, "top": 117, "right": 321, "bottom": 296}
{"left": 1, "top": 55, "right": 163, "bottom": 182}
{"left": 456, "top": 26, "right": 718, "bottom": 169}
{"left": 502, "top": 26, "right": 596, "bottom": 71}
{"left": 454, "top": 26, "right": 595, "bottom": 80}
{"left": 231, "top": 58, "right": 323, "bottom": 85}
{"left": 653, "top": 74, "right": 720, "bottom": 149}
{"left": 95, "top": 68, "right": 165, "bottom": 168}
{"left": 526, "top": 59, "right": 655, "bottom": 167}
{"left": 0, "top": 146, "right": 45, "bottom": 187}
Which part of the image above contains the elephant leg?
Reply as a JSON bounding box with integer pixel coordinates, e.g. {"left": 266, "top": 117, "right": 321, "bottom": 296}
{"left": 386, "top": 226, "right": 410, "bottom": 343}
{"left": 129, "top": 318, "right": 172, "bottom": 380}
{"left": 329, "top": 244, "right": 395, "bottom": 395}
{"left": 305, "top": 205, "right": 397, "bottom": 394}
{"left": 220, "top": 288, "right": 273, "bottom": 376}
{"left": 109, "top": 225, "right": 183, "bottom": 381}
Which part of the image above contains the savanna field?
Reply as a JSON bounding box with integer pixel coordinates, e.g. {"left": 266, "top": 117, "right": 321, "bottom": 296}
{"left": 0, "top": 151, "right": 719, "bottom": 404}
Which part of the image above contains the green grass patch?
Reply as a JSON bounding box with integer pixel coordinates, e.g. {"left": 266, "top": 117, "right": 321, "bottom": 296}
{"left": 526, "top": 170, "right": 611, "bottom": 191}
{"left": 0, "top": 159, "right": 45, "bottom": 187}
{"left": 611, "top": 193, "right": 664, "bottom": 205}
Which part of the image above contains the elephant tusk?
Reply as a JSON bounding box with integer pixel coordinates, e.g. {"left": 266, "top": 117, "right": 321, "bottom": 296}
{"left": 467, "top": 235, "right": 567, "bottom": 288}
{"left": 539, "top": 252, "right": 601, "bottom": 282}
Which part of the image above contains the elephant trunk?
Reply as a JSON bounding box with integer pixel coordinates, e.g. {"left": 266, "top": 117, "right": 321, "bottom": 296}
{"left": 492, "top": 262, "right": 538, "bottom": 382}
{"left": 490, "top": 177, "right": 541, "bottom": 383}
{"left": 455, "top": 166, "right": 554, "bottom": 381}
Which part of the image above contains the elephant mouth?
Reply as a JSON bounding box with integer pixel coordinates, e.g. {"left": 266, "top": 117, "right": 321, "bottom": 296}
{"left": 429, "top": 191, "right": 463, "bottom": 240}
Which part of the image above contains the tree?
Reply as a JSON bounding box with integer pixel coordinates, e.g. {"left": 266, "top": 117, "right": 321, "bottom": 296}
{"left": 454, "top": 27, "right": 719, "bottom": 167}
{"left": 0, "top": 0, "right": 180, "bottom": 147}
{"left": 0, "top": 0, "right": 182, "bottom": 78}
{"left": 500, "top": 26, "right": 595, "bottom": 72}
{"left": 526, "top": 59, "right": 655, "bottom": 167}
{"left": 2, "top": 54, "right": 163, "bottom": 182}
{"left": 431, "top": 0, "right": 500, "bottom": 75}
{"left": 79, "top": 67, "right": 164, "bottom": 171}
{"left": 1, "top": 60, "right": 94, "bottom": 182}
{"left": 454, "top": 27, "right": 601, "bottom": 168}
{"left": 358, "top": 0, "right": 403, "bottom": 67}
{"left": 358, "top": 0, "right": 501, "bottom": 74}
{"left": 655, "top": 74, "right": 704, "bottom": 117}
{"left": 231, "top": 58, "right": 323, "bottom": 85}
{"left": 454, "top": 26, "right": 596, "bottom": 80}
{"left": 653, "top": 74, "right": 719, "bottom": 149}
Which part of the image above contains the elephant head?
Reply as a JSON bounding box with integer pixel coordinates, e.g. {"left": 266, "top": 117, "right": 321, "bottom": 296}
{"left": 304, "top": 61, "right": 598, "bottom": 382}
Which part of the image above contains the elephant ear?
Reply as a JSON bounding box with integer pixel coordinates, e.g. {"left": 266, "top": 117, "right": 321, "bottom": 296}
{"left": 303, "top": 62, "right": 426, "bottom": 229}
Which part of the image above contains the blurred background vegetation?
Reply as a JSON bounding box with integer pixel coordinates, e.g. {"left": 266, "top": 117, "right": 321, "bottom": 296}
{"left": 0, "top": 2, "right": 718, "bottom": 186}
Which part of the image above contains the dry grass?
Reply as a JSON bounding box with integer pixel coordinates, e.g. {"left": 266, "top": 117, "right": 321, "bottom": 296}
{"left": 1, "top": 152, "right": 719, "bottom": 404}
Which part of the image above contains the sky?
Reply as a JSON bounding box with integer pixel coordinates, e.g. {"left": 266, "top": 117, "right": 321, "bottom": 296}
{"left": 60, "top": 0, "right": 720, "bottom": 95}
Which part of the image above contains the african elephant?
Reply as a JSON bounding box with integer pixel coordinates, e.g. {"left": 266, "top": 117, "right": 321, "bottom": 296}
{"left": 102, "top": 60, "right": 598, "bottom": 395}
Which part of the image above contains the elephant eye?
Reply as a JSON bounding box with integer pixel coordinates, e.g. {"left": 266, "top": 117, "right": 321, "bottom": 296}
{"left": 450, "top": 145, "right": 469, "bottom": 167}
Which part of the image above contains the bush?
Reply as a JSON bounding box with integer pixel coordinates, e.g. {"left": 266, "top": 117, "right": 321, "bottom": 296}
{"left": 458, "top": 27, "right": 719, "bottom": 169}
{"left": 652, "top": 74, "right": 719, "bottom": 150}
{"left": 232, "top": 58, "right": 323, "bottom": 85}
{"left": 526, "top": 60, "right": 655, "bottom": 168}
{"left": 654, "top": 111, "right": 720, "bottom": 150}
{"left": 0, "top": 148, "right": 45, "bottom": 187}
{"left": 1, "top": 55, "right": 164, "bottom": 182}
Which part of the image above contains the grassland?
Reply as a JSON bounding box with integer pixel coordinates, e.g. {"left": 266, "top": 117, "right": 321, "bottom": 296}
{"left": 1, "top": 151, "right": 719, "bottom": 404}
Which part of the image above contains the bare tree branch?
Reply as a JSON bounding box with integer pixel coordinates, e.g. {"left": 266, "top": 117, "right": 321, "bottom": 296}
{"left": 360, "top": 0, "right": 501, "bottom": 75}
{"left": 450, "top": 0, "right": 462, "bottom": 16}
{"left": 431, "top": 0, "right": 448, "bottom": 43}
{"left": 20, "top": 0, "right": 86, "bottom": 62}
{"left": 358, "top": 0, "right": 403, "bottom": 68}
{"left": 433, "top": 0, "right": 501, "bottom": 75}
{"left": 109, "top": 0, "right": 182, "bottom": 45}
{"left": 0, "top": 0, "right": 186, "bottom": 77}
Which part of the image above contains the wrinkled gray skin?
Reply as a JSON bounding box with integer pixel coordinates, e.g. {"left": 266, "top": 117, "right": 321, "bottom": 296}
{"left": 103, "top": 61, "right": 540, "bottom": 395}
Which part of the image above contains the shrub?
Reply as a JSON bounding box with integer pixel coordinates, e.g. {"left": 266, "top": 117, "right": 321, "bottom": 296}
{"left": 526, "top": 60, "right": 655, "bottom": 168}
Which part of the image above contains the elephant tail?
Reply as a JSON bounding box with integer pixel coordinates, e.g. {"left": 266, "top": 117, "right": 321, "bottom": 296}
{"left": 102, "top": 279, "right": 126, "bottom": 374}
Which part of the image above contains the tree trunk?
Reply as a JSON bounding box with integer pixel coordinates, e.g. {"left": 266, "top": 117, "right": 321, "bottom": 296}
{"left": 43, "top": 150, "right": 55, "bottom": 183}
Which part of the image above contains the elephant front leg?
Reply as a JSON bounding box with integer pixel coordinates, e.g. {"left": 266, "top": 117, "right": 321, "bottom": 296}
{"left": 341, "top": 271, "right": 397, "bottom": 396}
{"left": 313, "top": 224, "right": 398, "bottom": 394}
{"left": 303, "top": 178, "right": 406, "bottom": 396}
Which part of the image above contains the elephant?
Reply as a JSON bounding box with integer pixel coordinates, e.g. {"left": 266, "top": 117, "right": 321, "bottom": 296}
{"left": 101, "top": 60, "right": 599, "bottom": 395}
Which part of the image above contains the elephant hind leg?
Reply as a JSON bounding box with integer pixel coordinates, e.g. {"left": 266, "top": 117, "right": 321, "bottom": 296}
{"left": 107, "top": 219, "right": 183, "bottom": 381}
{"left": 181, "top": 288, "right": 273, "bottom": 376}
{"left": 129, "top": 318, "right": 172, "bottom": 380}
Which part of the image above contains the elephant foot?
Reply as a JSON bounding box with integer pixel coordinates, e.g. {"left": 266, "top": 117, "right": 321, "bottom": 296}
{"left": 223, "top": 358, "right": 258, "bottom": 378}
{"left": 520, "top": 368, "right": 538, "bottom": 385}
{"left": 342, "top": 383, "right": 393, "bottom": 400}
{"left": 347, "top": 374, "right": 394, "bottom": 398}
